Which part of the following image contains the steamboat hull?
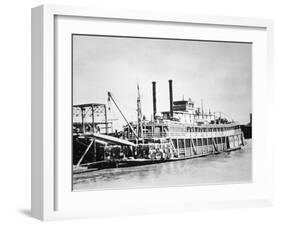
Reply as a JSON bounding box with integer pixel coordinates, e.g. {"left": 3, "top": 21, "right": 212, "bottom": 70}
{"left": 73, "top": 119, "right": 245, "bottom": 174}
{"left": 73, "top": 141, "right": 243, "bottom": 174}
{"left": 119, "top": 146, "right": 242, "bottom": 166}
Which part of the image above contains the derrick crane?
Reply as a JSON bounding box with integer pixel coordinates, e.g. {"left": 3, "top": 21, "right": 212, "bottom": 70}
{"left": 107, "top": 92, "right": 138, "bottom": 138}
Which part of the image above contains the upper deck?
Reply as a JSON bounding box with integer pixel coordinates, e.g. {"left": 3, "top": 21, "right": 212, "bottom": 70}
{"left": 123, "top": 120, "right": 242, "bottom": 140}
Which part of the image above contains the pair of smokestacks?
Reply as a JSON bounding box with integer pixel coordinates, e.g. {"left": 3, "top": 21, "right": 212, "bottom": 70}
{"left": 152, "top": 80, "right": 173, "bottom": 120}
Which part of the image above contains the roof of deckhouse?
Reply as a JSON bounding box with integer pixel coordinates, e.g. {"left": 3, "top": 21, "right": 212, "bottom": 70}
{"left": 173, "top": 100, "right": 194, "bottom": 104}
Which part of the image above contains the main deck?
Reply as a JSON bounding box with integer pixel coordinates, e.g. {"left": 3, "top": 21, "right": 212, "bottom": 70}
{"left": 121, "top": 120, "right": 244, "bottom": 162}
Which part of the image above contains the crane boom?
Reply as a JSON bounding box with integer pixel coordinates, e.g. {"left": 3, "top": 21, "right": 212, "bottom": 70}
{"left": 107, "top": 92, "right": 138, "bottom": 138}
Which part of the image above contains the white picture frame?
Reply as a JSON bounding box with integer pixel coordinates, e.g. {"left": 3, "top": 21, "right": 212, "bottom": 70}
{"left": 31, "top": 4, "right": 274, "bottom": 221}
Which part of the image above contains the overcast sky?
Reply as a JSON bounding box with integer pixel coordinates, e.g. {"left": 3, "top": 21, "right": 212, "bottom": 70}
{"left": 73, "top": 35, "right": 252, "bottom": 129}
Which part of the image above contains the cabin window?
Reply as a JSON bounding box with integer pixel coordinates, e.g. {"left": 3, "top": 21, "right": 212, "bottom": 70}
{"left": 197, "top": 139, "right": 202, "bottom": 146}
{"left": 222, "top": 137, "right": 226, "bottom": 143}
{"left": 146, "top": 126, "right": 152, "bottom": 136}
{"left": 163, "top": 126, "right": 168, "bottom": 136}
{"left": 179, "top": 139, "right": 185, "bottom": 148}
{"left": 218, "top": 137, "right": 221, "bottom": 144}
{"left": 185, "top": 139, "right": 191, "bottom": 147}
{"left": 208, "top": 138, "right": 212, "bottom": 145}
{"left": 203, "top": 138, "right": 207, "bottom": 145}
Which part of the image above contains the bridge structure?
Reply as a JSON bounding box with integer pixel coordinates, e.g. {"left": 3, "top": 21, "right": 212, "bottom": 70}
{"left": 73, "top": 103, "right": 112, "bottom": 134}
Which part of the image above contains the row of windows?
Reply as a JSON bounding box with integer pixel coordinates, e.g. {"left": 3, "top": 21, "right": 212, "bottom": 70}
{"left": 148, "top": 125, "right": 240, "bottom": 134}
{"left": 172, "top": 137, "right": 226, "bottom": 149}
{"left": 187, "top": 126, "right": 239, "bottom": 133}
{"left": 124, "top": 125, "right": 240, "bottom": 136}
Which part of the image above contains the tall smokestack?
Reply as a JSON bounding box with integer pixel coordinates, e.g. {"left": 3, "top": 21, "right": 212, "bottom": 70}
{"left": 169, "top": 80, "right": 173, "bottom": 118}
{"left": 152, "top": 81, "right": 157, "bottom": 120}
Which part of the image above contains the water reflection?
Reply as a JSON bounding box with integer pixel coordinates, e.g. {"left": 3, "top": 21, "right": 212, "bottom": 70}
{"left": 73, "top": 140, "right": 252, "bottom": 191}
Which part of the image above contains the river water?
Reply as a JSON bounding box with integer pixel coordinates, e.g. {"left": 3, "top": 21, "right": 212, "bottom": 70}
{"left": 73, "top": 139, "right": 252, "bottom": 191}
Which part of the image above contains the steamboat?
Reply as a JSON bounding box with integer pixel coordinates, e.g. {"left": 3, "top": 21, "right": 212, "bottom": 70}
{"left": 73, "top": 80, "right": 245, "bottom": 172}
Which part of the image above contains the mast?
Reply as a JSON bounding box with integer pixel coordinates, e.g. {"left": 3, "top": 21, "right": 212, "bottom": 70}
{"left": 137, "top": 83, "right": 143, "bottom": 139}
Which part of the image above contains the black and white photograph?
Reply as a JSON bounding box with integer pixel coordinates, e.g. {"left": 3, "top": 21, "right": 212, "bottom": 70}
{"left": 72, "top": 34, "right": 252, "bottom": 191}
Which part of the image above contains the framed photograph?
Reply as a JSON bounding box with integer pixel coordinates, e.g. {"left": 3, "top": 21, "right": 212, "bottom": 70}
{"left": 31, "top": 4, "right": 274, "bottom": 221}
